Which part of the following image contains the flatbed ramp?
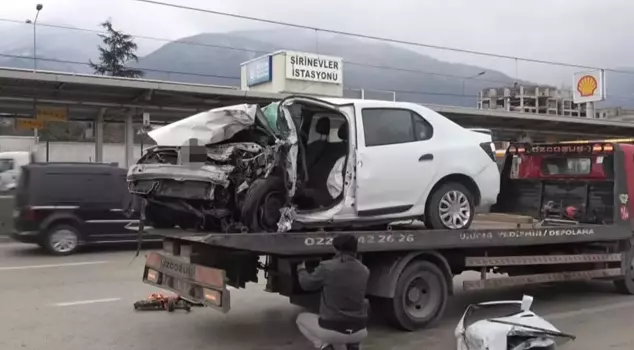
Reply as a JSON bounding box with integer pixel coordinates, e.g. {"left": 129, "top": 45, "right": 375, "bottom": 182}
{"left": 148, "top": 214, "right": 632, "bottom": 255}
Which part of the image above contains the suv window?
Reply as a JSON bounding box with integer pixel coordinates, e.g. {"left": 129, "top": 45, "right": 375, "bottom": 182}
{"left": 41, "top": 172, "right": 121, "bottom": 205}
{"left": 362, "top": 108, "right": 433, "bottom": 147}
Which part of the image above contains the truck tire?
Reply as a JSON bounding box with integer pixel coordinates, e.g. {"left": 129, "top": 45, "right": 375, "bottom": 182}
{"left": 378, "top": 260, "right": 448, "bottom": 331}
{"left": 425, "top": 182, "right": 475, "bottom": 230}
{"left": 614, "top": 248, "right": 634, "bottom": 294}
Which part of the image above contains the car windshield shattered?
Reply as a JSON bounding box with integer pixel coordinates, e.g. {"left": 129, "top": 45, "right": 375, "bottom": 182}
{"left": 127, "top": 96, "right": 349, "bottom": 233}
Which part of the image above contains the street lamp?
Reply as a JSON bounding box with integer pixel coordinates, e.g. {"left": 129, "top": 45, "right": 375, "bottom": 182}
{"left": 25, "top": 4, "right": 43, "bottom": 71}
{"left": 25, "top": 4, "right": 43, "bottom": 149}
{"left": 461, "top": 71, "right": 486, "bottom": 96}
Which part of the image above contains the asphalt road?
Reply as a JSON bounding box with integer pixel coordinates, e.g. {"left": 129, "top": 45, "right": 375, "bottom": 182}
{"left": 1, "top": 240, "right": 633, "bottom": 350}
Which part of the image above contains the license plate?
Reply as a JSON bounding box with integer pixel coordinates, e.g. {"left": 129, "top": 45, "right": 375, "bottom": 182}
{"left": 159, "top": 256, "right": 195, "bottom": 280}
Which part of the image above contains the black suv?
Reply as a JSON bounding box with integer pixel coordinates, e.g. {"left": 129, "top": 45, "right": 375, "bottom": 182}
{"left": 11, "top": 162, "right": 156, "bottom": 255}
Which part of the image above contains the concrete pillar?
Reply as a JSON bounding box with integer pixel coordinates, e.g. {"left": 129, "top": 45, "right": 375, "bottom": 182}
{"left": 586, "top": 102, "right": 595, "bottom": 119}
{"left": 94, "top": 108, "right": 105, "bottom": 163}
{"left": 125, "top": 109, "right": 134, "bottom": 168}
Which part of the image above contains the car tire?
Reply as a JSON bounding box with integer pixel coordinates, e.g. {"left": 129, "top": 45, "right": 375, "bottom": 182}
{"left": 43, "top": 224, "right": 80, "bottom": 256}
{"left": 242, "top": 176, "right": 287, "bottom": 232}
{"left": 376, "top": 260, "right": 448, "bottom": 331}
{"left": 425, "top": 182, "right": 475, "bottom": 230}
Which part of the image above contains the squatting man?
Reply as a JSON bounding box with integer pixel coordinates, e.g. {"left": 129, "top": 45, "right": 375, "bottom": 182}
{"left": 295, "top": 234, "right": 370, "bottom": 350}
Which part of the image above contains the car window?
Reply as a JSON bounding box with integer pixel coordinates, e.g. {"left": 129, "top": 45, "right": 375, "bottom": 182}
{"left": 362, "top": 109, "right": 433, "bottom": 147}
{"left": 307, "top": 114, "right": 346, "bottom": 143}
{"left": 413, "top": 114, "right": 433, "bottom": 140}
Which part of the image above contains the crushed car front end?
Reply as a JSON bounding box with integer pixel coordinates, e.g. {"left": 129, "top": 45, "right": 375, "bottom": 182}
{"left": 127, "top": 103, "right": 299, "bottom": 233}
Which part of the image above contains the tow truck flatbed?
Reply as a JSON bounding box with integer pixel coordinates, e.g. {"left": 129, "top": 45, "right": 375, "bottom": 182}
{"left": 139, "top": 212, "right": 634, "bottom": 332}
{"left": 145, "top": 216, "right": 630, "bottom": 256}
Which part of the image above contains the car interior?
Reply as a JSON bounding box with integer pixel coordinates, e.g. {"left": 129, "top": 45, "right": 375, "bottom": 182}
{"left": 291, "top": 104, "right": 350, "bottom": 211}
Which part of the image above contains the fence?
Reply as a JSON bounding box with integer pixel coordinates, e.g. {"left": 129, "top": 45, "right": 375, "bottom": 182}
{"left": 0, "top": 136, "right": 143, "bottom": 166}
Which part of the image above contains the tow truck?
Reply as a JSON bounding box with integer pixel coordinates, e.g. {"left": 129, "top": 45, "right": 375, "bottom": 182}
{"left": 135, "top": 140, "right": 634, "bottom": 331}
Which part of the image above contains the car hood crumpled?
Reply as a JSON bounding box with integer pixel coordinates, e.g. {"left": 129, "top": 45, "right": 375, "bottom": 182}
{"left": 148, "top": 104, "right": 260, "bottom": 146}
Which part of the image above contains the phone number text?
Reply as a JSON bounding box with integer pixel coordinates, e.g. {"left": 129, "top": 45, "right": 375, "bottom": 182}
{"left": 304, "top": 233, "right": 415, "bottom": 246}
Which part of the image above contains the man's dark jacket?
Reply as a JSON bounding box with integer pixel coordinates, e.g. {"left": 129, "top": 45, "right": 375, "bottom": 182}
{"left": 298, "top": 253, "right": 370, "bottom": 333}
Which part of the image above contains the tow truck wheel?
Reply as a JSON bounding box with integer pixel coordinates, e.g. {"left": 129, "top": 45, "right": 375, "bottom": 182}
{"left": 379, "top": 260, "right": 448, "bottom": 331}
{"left": 425, "top": 183, "right": 475, "bottom": 230}
{"left": 614, "top": 248, "right": 634, "bottom": 294}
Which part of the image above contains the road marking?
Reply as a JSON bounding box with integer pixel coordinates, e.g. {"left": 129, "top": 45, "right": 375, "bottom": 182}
{"left": 53, "top": 298, "right": 121, "bottom": 307}
{"left": 545, "top": 299, "right": 634, "bottom": 320}
{"left": 0, "top": 260, "right": 109, "bottom": 271}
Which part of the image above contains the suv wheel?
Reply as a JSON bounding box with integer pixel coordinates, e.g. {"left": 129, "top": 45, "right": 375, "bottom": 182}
{"left": 44, "top": 224, "right": 80, "bottom": 256}
{"left": 425, "top": 183, "right": 474, "bottom": 230}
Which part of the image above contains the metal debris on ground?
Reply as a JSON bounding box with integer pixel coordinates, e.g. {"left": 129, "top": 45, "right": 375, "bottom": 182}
{"left": 133, "top": 293, "right": 198, "bottom": 312}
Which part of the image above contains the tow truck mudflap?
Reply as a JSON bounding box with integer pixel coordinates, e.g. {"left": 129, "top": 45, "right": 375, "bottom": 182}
{"left": 143, "top": 252, "right": 231, "bottom": 313}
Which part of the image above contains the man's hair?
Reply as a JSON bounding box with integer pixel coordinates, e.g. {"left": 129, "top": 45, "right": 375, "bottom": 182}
{"left": 332, "top": 234, "right": 358, "bottom": 253}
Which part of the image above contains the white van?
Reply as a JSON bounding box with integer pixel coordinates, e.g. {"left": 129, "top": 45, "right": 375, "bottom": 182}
{"left": 0, "top": 151, "right": 34, "bottom": 193}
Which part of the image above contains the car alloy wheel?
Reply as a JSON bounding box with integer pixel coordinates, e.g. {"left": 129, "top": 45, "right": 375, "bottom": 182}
{"left": 438, "top": 190, "right": 471, "bottom": 229}
{"left": 49, "top": 228, "right": 79, "bottom": 254}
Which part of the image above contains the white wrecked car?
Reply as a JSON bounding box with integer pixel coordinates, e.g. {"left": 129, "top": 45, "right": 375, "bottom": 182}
{"left": 127, "top": 95, "right": 500, "bottom": 232}
{"left": 455, "top": 295, "right": 576, "bottom": 350}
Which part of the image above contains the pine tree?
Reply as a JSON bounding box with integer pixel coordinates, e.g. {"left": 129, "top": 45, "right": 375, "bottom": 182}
{"left": 89, "top": 20, "right": 143, "bottom": 78}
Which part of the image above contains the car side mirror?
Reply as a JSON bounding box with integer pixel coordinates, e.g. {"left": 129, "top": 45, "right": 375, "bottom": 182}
{"left": 521, "top": 295, "right": 534, "bottom": 311}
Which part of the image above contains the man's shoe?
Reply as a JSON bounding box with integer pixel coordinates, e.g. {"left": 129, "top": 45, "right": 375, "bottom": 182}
{"left": 347, "top": 344, "right": 360, "bottom": 350}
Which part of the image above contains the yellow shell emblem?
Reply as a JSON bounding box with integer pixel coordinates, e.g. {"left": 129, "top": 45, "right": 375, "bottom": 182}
{"left": 577, "top": 75, "right": 598, "bottom": 97}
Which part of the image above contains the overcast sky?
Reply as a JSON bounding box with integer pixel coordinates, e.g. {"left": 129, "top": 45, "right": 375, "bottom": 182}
{"left": 2, "top": 0, "right": 634, "bottom": 86}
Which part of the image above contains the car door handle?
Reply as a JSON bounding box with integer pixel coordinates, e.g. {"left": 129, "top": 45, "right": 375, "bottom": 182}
{"left": 419, "top": 154, "right": 434, "bottom": 162}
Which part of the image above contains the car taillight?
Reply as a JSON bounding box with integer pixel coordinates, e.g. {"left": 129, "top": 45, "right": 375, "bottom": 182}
{"left": 20, "top": 207, "right": 36, "bottom": 221}
{"left": 479, "top": 142, "right": 496, "bottom": 161}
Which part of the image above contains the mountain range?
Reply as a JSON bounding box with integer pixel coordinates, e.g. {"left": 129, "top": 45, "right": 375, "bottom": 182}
{"left": 0, "top": 25, "right": 632, "bottom": 112}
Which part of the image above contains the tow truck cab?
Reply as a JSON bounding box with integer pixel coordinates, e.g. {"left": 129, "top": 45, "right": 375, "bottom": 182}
{"left": 494, "top": 141, "right": 634, "bottom": 226}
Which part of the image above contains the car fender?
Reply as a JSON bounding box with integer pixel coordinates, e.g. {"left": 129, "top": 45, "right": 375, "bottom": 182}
{"left": 365, "top": 251, "right": 453, "bottom": 298}
{"left": 39, "top": 212, "right": 84, "bottom": 236}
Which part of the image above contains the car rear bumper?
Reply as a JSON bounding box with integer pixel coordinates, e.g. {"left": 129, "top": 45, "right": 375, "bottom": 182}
{"left": 10, "top": 230, "right": 41, "bottom": 244}
{"left": 474, "top": 162, "right": 501, "bottom": 207}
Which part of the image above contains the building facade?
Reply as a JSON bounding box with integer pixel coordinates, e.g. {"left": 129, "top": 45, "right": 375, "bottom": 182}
{"left": 478, "top": 84, "right": 586, "bottom": 117}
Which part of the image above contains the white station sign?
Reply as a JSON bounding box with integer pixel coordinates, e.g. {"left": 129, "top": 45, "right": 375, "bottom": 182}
{"left": 572, "top": 69, "right": 605, "bottom": 104}
{"left": 285, "top": 51, "right": 343, "bottom": 84}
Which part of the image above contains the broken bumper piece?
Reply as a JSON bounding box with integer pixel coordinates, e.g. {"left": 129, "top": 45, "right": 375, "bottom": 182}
{"left": 128, "top": 163, "right": 234, "bottom": 200}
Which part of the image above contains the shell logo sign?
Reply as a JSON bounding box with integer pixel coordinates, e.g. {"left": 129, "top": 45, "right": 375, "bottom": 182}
{"left": 573, "top": 70, "right": 605, "bottom": 103}
{"left": 576, "top": 75, "right": 598, "bottom": 97}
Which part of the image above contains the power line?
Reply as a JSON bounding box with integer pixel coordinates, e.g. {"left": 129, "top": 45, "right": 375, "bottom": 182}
{"left": 130, "top": 0, "right": 634, "bottom": 76}
{"left": 0, "top": 17, "right": 520, "bottom": 87}
{"left": 0, "top": 53, "right": 240, "bottom": 80}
